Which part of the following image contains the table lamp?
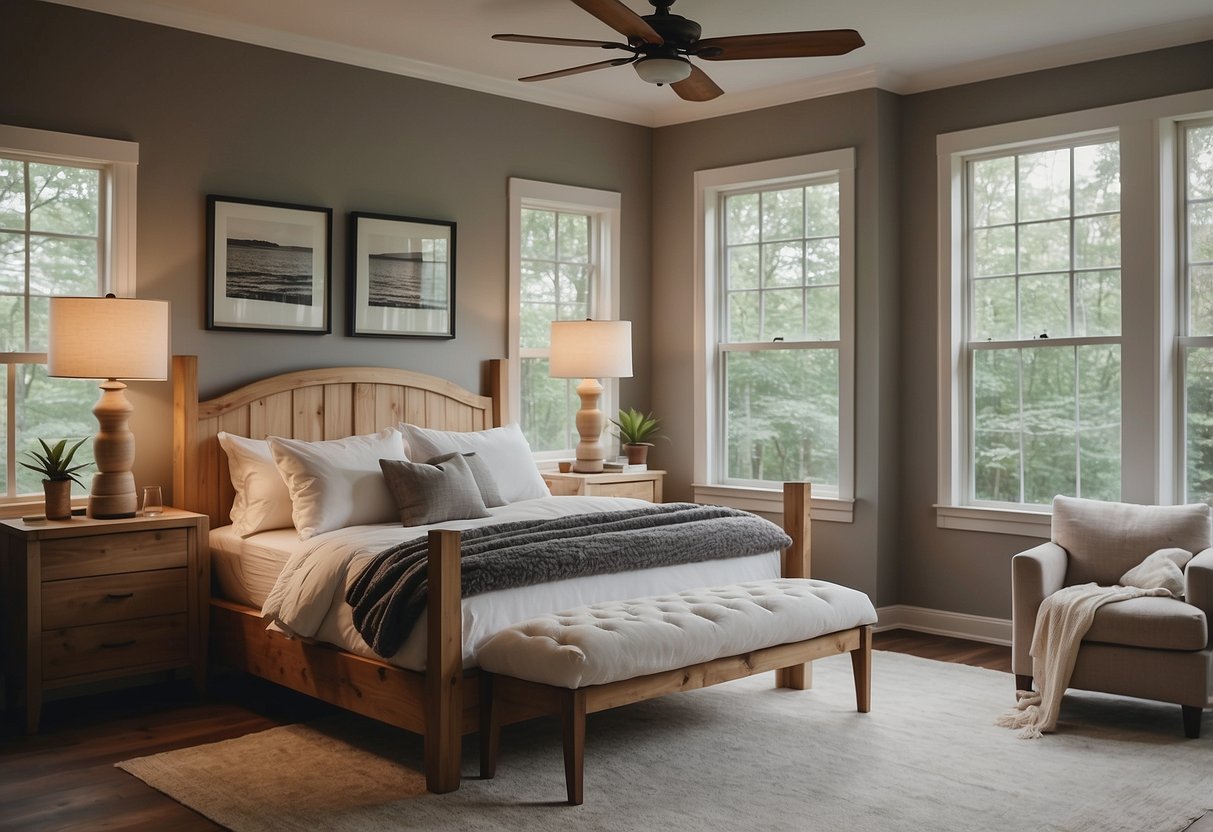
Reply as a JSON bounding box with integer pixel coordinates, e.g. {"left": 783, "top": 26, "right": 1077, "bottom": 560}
{"left": 48, "top": 294, "right": 170, "bottom": 519}
{"left": 549, "top": 319, "right": 633, "bottom": 473}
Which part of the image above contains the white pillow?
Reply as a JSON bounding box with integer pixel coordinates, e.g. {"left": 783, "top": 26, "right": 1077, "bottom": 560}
{"left": 268, "top": 429, "right": 407, "bottom": 539}
{"left": 397, "top": 422, "right": 549, "bottom": 504}
{"left": 1119, "top": 547, "right": 1194, "bottom": 597}
{"left": 217, "top": 432, "right": 294, "bottom": 537}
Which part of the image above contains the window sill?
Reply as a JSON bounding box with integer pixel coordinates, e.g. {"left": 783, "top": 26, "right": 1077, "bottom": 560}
{"left": 693, "top": 483, "right": 854, "bottom": 523}
{"left": 934, "top": 504, "right": 1051, "bottom": 537}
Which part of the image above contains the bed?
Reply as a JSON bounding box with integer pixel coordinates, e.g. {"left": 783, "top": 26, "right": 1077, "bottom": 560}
{"left": 171, "top": 355, "right": 816, "bottom": 794}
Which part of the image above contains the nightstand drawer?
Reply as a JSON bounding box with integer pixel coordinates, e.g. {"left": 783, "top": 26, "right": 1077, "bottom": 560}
{"left": 41, "top": 613, "right": 189, "bottom": 680}
{"left": 41, "top": 529, "right": 188, "bottom": 580}
{"left": 592, "top": 481, "right": 656, "bottom": 501}
{"left": 41, "top": 568, "right": 187, "bottom": 630}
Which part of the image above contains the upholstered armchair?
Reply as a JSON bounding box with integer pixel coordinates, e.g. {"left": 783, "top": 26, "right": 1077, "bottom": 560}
{"left": 1011, "top": 496, "right": 1213, "bottom": 738}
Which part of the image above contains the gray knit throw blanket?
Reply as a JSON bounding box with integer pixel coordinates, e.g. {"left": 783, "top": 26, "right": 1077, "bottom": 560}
{"left": 347, "top": 502, "right": 793, "bottom": 658}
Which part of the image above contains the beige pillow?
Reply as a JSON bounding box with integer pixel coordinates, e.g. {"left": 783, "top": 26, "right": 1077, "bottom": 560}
{"left": 379, "top": 455, "right": 490, "bottom": 527}
{"left": 1119, "top": 547, "right": 1194, "bottom": 597}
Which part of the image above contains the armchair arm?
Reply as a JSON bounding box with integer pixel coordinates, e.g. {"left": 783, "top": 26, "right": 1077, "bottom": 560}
{"left": 1011, "top": 542, "right": 1068, "bottom": 676}
{"left": 1185, "top": 548, "right": 1213, "bottom": 648}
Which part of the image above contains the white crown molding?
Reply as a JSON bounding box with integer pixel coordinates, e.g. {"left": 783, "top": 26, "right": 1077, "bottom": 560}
{"left": 876, "top": 604, "right": 1012, "bottom": 646}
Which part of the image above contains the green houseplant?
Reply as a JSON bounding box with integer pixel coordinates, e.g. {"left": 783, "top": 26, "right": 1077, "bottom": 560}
{"left": 20, "top": 437, "right": 89, "bottom": 520}
{"left": 610, "top": 408, "right": 664, "bottom": 465}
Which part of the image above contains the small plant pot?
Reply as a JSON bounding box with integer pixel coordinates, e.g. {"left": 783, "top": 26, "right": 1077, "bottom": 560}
{"left": 43, "top": 479, "right": 73, "bottom": 520}
{"left": 623, "top": 443, "right": 653, "bottom": 465}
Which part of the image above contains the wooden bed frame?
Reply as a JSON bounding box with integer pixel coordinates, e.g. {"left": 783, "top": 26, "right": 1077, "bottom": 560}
{"left": 171, "top": 355, "right": 829, "bottom": 795}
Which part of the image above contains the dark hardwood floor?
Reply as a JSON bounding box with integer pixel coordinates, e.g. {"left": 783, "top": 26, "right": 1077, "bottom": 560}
{"left": 0, "top": 631, "right": 1205, "bottom": 831}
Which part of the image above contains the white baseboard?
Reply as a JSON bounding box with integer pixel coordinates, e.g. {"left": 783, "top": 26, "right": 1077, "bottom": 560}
{"left": 875, "top": 604, "right": 1012, "bottom": 646}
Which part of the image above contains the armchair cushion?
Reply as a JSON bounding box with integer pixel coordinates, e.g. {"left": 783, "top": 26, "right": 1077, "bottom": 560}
{"left": 1084, "top": 596, "right": 1208, "bottom": 651}
{"left": 1052, "top": 496, "right": 1212, "bottom": 587}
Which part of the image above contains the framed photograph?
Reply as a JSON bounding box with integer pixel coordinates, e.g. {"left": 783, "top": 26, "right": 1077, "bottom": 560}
{"left": 206, "top": 195, "right": 332, "bottom": 333}
{"left": 348, "top": 212, "right": 455, "bottom": 339}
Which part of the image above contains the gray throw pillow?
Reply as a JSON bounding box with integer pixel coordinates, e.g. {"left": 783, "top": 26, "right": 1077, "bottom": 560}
{"left": 379, "top": 455, "right": 490, "bottom": 527}
{"left": 425, "top": 451, "right": 505, "bottom": 508}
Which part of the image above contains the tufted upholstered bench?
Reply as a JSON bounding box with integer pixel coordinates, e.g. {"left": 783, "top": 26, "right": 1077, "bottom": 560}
{"left": 476, "top": 578, "right": 878, "bottom": 804}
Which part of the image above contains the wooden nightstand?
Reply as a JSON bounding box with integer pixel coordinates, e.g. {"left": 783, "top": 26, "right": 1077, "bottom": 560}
{"left": 0, "top": 508, "right": 209, "bottom": 733}
{"left": 542, "top": 469, "right": 665, "bottom": 503}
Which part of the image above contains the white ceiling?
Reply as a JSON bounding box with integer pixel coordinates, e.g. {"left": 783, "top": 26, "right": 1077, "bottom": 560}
{"left": 44, "top": 0, "right": 1213, "bottom": 127}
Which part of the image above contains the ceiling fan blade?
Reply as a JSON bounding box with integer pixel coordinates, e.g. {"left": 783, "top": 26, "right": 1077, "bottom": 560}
{"left": 518, "top": 56, "right": 637, "bottom": 83}
{"left": 671, "top": 64, "right": 724, "bottom": 102}
{"left": 569, "top": 0, "right": 663, "bottom": 45}
{"left": 493, "top": 33, "right": 634, "bottom": 51}
{"left": 694, "top": 30, "right": 864, "bottom": 61}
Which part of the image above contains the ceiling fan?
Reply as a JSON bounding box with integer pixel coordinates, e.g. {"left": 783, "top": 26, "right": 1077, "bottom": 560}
{"left": 493, "top": 0, "right": 864, "bottom": 102}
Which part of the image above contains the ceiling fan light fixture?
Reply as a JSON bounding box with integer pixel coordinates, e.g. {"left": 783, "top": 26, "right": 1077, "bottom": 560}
{"left": 633, "top": 55, "right": 691, "bottom": 85}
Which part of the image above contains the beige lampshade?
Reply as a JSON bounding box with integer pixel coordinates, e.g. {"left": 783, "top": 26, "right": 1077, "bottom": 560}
{"left": 549, "top": 320, "right": 633, "bottom": 379}
{"left": 48, "top": 296, "right": 170, "bottom": 381}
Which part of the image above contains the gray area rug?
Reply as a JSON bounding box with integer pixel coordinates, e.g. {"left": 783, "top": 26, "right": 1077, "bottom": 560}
{"left": 118, "top": 651, "right": 1211, "bottom": 832}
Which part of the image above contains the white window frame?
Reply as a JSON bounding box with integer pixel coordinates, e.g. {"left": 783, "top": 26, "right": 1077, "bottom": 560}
{"left": 0, "top": 124, "right": 138, "bottom": 511}
{"left": 936, "top": 89, "right": 1213, "bottom": 536}
{"left": 692, "top": 149, "right": 856, "bottom": 522}
{"left": 507, "top": 178, "right": 621, "bottom": 462}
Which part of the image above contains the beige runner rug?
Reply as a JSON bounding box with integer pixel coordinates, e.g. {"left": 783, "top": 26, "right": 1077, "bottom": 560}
{"left": 118, "top": 651, "right": 1210, "bottom": 832}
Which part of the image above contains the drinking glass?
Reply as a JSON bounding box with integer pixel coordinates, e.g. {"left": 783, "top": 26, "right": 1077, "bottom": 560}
{"left": 142, "top": 485, "right": 164, "bottom": 516}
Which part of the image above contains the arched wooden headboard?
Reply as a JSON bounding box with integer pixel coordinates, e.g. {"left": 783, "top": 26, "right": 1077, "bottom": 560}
{"left": 172, "top": 355, "right": 507, "bottom": 529}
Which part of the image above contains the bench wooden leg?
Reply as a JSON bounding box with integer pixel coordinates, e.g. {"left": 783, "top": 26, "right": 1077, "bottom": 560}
{"left": 851, "top": 624, "right": 872, "bottom": 713}
{"left": 1182, "top": 705, "right": 1203, "bottom": 739}
{"left": 776, "top": 662, "right": 812, "bottom": 690}
{"left": 480, "top": 672, "right": 498, "bottom": 779}
{"left": 561, "top": 690, "right": 586, "bottom": 805}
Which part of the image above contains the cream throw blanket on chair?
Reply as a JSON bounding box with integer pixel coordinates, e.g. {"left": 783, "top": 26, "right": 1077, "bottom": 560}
{"left": 997, "top": 582, "right": 1171, "bottom": 738}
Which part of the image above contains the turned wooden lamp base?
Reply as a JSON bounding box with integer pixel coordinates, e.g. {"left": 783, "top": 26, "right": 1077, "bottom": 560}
{"left": 571, "top": 377, "right": 606, "bottom": 474}
{"left": 88, "top": 379, "right": 138, "bottom": 519}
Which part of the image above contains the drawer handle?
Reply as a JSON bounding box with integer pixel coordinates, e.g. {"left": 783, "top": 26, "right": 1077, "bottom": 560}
{"left": 105, "top": 592, "right": 135, "bottom": 600}
{"left": 100, "top": 640, "right": 136, "bottom": 649}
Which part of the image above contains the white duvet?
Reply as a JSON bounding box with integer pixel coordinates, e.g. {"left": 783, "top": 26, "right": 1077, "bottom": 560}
{"left": 260, "top": 495, "right": 782, "bottom": 670}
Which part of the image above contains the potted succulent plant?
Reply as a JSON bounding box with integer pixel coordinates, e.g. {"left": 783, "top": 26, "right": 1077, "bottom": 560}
{"left": 610, "top": 407, "right": 664, "bottom": 466}
{"left": 20, "top": 437, "right": 89, "bottom": 520}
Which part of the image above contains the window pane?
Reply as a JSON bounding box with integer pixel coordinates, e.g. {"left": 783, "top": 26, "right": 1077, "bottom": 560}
{"left": 972, "top": 226, "right": 1015, "bottom": 277}
{"left": 1074, "top": 270, "right": 1120, "bottom": 337}
{"left": 725, "top": 193, "right": 759, "bottom": 245}
{"left": 0, "top": 159, "right": 24, "bottom": 230}
{"left": 1187, "top": 347, "right": 1213, "bottom": 503}
{"left": 0, "top": 295, "right": 25, "bottom": 351}
{"left": 1074, "top": 214, "right": 1119, "bottom": 269}
{"left": 557, "top": 263, "right": 589, "bottom": 307}
{"left": 27, "top": 295, "right": 50, "bottom": 353}
{"left": 763, "top": 289, "right": 802, "bottom": 340}
{"left": 805, "top": 238, "right": 839, "bottom": 285}
{"left": 1073, "top": 142, "right": 1120, "bottom": 215}
{"left": 520, "top": 302, "right": 556, "bottom": 349}
{"left": 1190, "top": 264, "right": 1213, "bottom": 336}
{"left": 972, "top": 348, "right": 1022, "bottom": 503}
{"left": 970, "top": 157, "right": 1015, "bottom": 227}
{"left": 971, "top": 277, "right": 1017, "bottom": 342}
{"left": 557, "top": 213, "right": 588, "bottom": 263}
{"left": 727, "top": 291, "right": 760, "bottom": 342}
{"left": 1018, "top": 149, "right": 1070, "bottom": 222}
{"left": 520, "top": 357, "right": 576, "bottom": 453}
{"left": 29, "top": 234, "right": 98, "bottom": 296}
{"left": 14, "top": 365, "right": 96, "bottom": 497}
{"left": 1021, "top": 347, "right": 1077, "bottom": 505}
{"left": 1187, "top": 125, "right": 1213, "bottom": 201}
{"left": 1078, "top": 344, "right": 1121, "bottom": 501}
{"left": 521, "top": 262, "right": 555, "bottom": 302}
{"left": 1018, "top": 220, "right": 1070, "bottom": 273}
{"left": 724, "top": 349, "right": 838, "bottom": 485}
{"left": 804, "top": 183, "right": 839, "bottom": 237}
{"left": 1189, "top": 201, "right": 1213, "bottom": 263}
{"left": 761, "top": 187, "right": 803, "bottom": 242}
{"left": 762, "top": 241, "right": 803, "bottom": 288}
{"left": 805, "top": 286, "right": 840, "bottom": 341}
{"left": 727, "top": 244, "right": 759, "bottom": 290}
{"left": 28, "top": 163, "right": 99, "bottom": 237}
{"left": 1019, "top": 273, "right": 1070, "bottom": 339}
{"left": 0, "top": 230, "right": 25, "bottom": 293}
{"left": 520, "top": 209, "right": 555, "bottom": 260}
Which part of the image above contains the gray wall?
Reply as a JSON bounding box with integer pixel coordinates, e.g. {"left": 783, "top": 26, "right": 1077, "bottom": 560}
{"left": 651, "top": 89, "right": 901, "bottom": 604}
{"left": 897, "top": 41, "right": 1213, "bottom": 619}
{"left": 2, "top": 0, "right": 652, "bottom": 504}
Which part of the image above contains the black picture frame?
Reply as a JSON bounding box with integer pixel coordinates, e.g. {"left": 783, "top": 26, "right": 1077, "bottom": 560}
{"left": 347, "top": 211, "right": 456, "bottom": 339}
{"left": 206, "top": 195, "right": 332, "bottom": 334}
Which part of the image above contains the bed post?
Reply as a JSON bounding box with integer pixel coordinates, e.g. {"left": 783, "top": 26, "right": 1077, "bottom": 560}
{"left": 776, "top": 481, "right": 812, "bottom": 690}
{"left": 425, "top": 528, "right": 463, "bottom": 793}
{"left": 488, "top": 358, "right": 507, "bottom": 427}
{"left": 172, "top": 355, "right": 199, "bottom": 515}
